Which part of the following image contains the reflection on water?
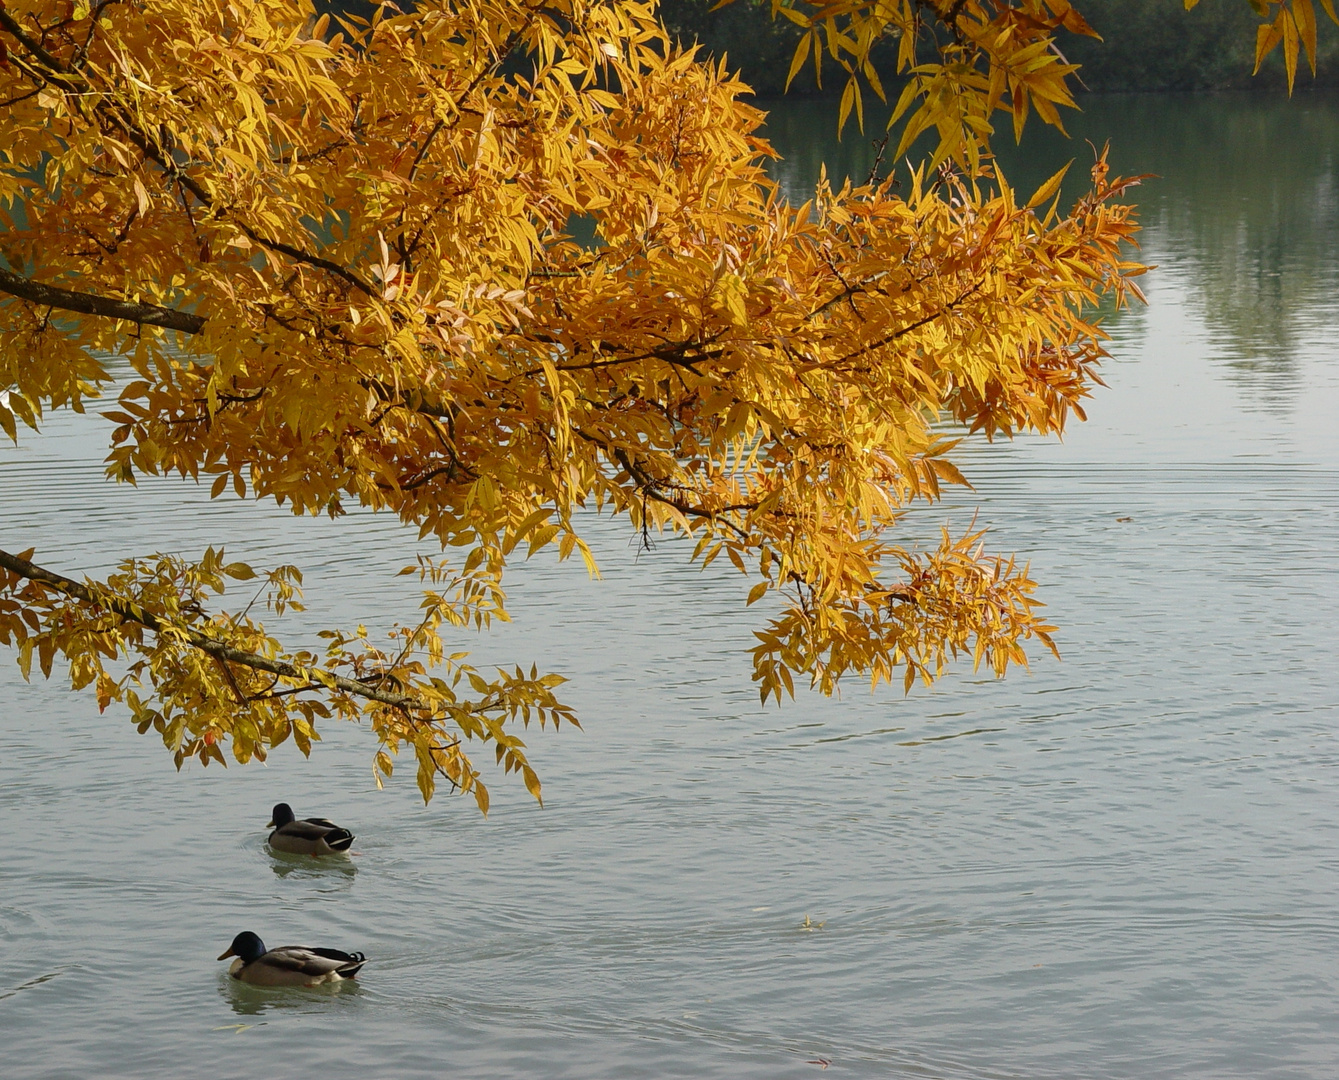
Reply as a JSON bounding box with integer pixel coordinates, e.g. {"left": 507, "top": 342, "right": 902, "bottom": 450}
{"left": 220, "top": 975, "right": 363, "bottom": 1017}
{"left": 267, "top": 851, "right": 359, "bottom": 882}
{"left": 232, "top": 832, "right": 361, "bottom": 882}
{"left": 895, "top": 726, "right": 1006, "bottom": 747}
{"left": 0, "top": 971, "right": 64, "bottom": 1002}
{"left": 1099, "top": 95, "right": 1339, "bottom": 408}
{"left": 761, "top": 92, "right": 1339, "bottom": 412}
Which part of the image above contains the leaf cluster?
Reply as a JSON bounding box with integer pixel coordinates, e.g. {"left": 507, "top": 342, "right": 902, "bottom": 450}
{"left": 0, "top": 544, "right": 569, "bottom": 811}
{"left": 735, "top": 0, "right": 1338, "bottom": 171}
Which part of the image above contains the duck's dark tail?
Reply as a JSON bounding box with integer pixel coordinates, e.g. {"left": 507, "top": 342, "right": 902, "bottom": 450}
{"left": 337, "top": 957, "right": 366, "bottom": 979}
{"left": 325, "top": 828, "right": 355, "bottom": 852}
{"left": 311, "top": 948, "right": 367, "bottom": 979}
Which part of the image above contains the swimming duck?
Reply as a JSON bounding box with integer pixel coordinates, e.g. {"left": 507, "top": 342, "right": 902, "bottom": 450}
{"left": 217, "top": 931, "right": 367, "bottom": 986}
{"left": 266, "top": 802, "right": 355, "bottom": 856}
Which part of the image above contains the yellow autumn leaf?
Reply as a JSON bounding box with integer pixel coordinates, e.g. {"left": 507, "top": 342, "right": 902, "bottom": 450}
{"left": 1027, "top": 162, "right": 1073, "bottom": 210}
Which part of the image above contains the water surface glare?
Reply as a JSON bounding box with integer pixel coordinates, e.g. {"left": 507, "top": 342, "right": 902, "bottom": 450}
{"left": 2, "top": 92, "right": 1339, "bottom": 1079}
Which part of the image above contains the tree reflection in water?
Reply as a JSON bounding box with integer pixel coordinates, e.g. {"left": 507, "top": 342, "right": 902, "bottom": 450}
{"left": 761, "top": 90, "right": 1339, "bottom": 414}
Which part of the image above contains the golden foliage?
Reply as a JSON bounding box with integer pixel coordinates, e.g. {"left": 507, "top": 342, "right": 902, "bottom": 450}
{"left": 1245, "top": 0, "right": 1335, "bottom": 88}
{"left": 0, "top": 0, "right": 1153, "bottom": 806}
{"left": 752, "top": 0, "right": 1338, "bottom": 167}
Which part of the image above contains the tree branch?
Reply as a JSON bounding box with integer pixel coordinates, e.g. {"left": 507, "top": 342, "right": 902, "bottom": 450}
{"left": 0, "top": 547, "right": 428, "bottom": 713}
{"left": 599, "top": 442, "right": 756, "bottom": 538}
{"left": 0, "top": 266, "right": 205, "bottom": 333}
{"left": 832, "top": 282, "right": 984, "bottom": 367}
{"left": 0, "top": 10, "right": 68, "bottom": 73}
{"left": 0, "top": 16, "right": 376, "bottom": 300}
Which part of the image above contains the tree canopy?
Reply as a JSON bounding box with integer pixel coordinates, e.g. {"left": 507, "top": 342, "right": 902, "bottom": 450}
{"left": 2, "top": 0, "right": 1271, "bottom": 810}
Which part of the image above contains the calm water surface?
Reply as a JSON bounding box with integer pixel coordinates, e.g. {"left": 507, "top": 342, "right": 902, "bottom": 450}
{"left": 2, "top": 93, "right": 1338, "bottom": 1079}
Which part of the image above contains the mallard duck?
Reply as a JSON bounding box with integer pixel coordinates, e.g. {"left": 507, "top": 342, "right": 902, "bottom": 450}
{"left": 218, "top": 931, "right": 367, "bottom": 986}
{"left": 266, "top": 802, "right": 355, "bottom": 856}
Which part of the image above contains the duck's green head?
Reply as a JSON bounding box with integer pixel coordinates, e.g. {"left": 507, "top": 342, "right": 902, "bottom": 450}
{"left": 218, "top": 931, "right": 267, "bottom": 964}
{"left": 268, "top": 803, "right": 295, "bottom": 829}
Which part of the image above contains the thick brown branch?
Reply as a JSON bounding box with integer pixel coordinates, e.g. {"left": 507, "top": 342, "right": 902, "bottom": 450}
{"left": 0, "top": 266, "right": 205, "bottom": 333}
{"left": 0, "top": 10, "right": 68, "bottom": 73}
{"left": 0, "top": 547, "right": 428, "bottom": 713}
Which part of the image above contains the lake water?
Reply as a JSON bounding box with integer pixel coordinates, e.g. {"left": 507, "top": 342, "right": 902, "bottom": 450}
{"left": 2, "top": 92, "right": 1338, "bottom": 1079}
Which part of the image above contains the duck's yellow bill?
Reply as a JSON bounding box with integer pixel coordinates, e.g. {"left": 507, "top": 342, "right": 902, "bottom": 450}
{"left": 217, "top": 947, "right": 236, "bottom": 961}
